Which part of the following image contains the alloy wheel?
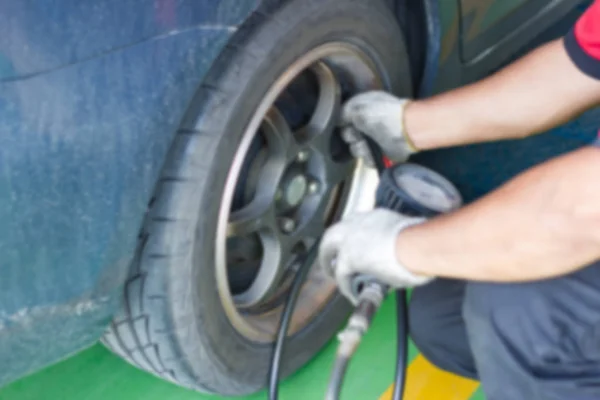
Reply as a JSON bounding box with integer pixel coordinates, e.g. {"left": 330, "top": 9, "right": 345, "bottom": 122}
{"left": 215, "top": 42, "right": 385, "bottom": 343}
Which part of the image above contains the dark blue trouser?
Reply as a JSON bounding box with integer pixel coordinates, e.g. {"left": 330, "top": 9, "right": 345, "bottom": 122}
{"left": 409, "top": 261, "right": 600, "bottom": 400}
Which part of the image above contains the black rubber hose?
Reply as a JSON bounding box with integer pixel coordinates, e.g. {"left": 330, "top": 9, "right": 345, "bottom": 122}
{"left": 392, "top": 290, "right": 409, "bottom": 400}
{"left": 268, "top": 241, "right": 319, "bottom": 400}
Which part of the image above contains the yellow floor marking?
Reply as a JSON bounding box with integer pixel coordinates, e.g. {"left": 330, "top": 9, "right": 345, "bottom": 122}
{"left": 379, "top": 355, "right": 479, "bottom": 400}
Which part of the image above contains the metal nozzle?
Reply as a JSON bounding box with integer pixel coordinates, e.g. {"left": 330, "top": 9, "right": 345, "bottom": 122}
{"left": 336, "top": 282, "right": 386, "bottom": 355}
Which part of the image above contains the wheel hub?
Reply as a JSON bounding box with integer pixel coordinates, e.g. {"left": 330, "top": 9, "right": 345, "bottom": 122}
{"left": 283, "top": 174, "right": 308, "bottom": 207}
{"left": 279, "top": 157, "right": 311, "bottom": 208}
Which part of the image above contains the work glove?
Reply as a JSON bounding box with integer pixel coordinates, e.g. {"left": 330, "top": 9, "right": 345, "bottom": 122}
{"left": 340, "top": 91, "right": 417, "bottom": 167}
{"left": 318, "top": 209, "right": 433, "bottom": 305}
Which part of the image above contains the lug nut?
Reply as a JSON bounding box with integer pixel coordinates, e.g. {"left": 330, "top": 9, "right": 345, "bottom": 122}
{"left": 308, "top": 181, "right": 320, "bottom": 194}
{"left": 297, "top": 150, "right": 309, "bottom": 162}
{"left": 280, "top": 218, "right": 296, "bottom": 233}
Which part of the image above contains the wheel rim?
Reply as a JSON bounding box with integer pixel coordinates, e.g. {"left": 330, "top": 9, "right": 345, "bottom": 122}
{"left": 216, "top": 42, "right": 387, "bottom": 343}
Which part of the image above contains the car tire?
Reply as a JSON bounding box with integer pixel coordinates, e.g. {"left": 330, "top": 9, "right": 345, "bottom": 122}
{"left": 102, "top": 0, "right": 412, "bottom": 395}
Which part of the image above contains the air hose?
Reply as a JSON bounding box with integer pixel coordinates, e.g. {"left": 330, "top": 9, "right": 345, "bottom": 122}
{"left": 267, "top": 240, "right": 319, "bottom": 400}
{"left": 268, "top": 140, "right": 462, "bottom": 400}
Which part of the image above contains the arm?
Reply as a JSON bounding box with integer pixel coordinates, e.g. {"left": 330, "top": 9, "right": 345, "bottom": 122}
{"left": 398, "top": 145, "right": 600, "bottom": 282}
{"left": 318, "top": 145, "right": 600, "bottom": 302}
{"left": 340, "top": 37, "right": 600, "bottom": 165}
{"left": 406, "top": 39, "right": 600, "bottom": 150}
{"left": 323, "top": 3, "right": 600, "bottom": 298}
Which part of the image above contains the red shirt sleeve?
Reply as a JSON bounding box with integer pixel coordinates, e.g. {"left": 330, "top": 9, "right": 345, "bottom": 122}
{"left": 565, "top": 0, "right": 600, "bottom": 79}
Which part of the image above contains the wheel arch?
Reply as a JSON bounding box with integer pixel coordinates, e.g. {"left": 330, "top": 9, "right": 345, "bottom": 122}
{"left": 391, "top": 0, "right": 442, "bottom": 97}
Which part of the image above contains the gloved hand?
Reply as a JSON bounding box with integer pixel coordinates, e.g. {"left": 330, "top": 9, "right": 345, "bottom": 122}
{"left": 318, "top": 209, "right": 433, "bottom": 305}
{"left": 340, "top": 91, "right": 417, "bottom": 167}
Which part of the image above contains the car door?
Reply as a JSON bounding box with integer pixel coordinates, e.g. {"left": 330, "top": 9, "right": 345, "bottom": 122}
{"left": 460, "top": 0, "right": 571, "bottom": 63}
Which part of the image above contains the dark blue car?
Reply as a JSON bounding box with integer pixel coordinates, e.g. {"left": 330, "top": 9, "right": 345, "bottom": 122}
{"left": 0, "top": 0, "right": 588, "bottom": 395}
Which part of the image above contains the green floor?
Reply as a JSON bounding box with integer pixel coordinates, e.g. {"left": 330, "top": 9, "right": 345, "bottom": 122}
{"left": 0, "top": 299, "right": 403, "bottom": 400}
{"left": 0, "top": 297, "right": 485, "bottom": 400}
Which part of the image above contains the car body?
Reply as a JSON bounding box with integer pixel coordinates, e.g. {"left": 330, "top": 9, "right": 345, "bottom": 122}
{"left": 0, "top": 0, "right": 590, "bottom": 392}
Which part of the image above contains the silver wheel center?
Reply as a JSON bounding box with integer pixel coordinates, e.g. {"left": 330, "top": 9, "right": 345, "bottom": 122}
{"left": 284, "top": 175, "right": 308, "bottom": 207}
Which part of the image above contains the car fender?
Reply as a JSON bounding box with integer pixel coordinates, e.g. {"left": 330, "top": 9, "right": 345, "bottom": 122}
{"left": 0, "top": 0, "right": 259, "bottom": 387}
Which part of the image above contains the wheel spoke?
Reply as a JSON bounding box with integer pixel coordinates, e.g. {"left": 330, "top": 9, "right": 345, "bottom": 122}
{"left": 263, "top": 106, "right": 300, "bottom": 161}
{"left": 228, "top": 106, "right": 298, "bottom": 238}
{"left": 227, "top": 197, "right": 276, "bottom": 237}
{"left": 234, "top": 230, "right": 293, "bottom": 307}
{"left": 324, "top": 158, "right": 355, "bottom": 187}
{"left": 295, "top": 212, "right": 326, "bottom": 245}
{"left": 292, "top": 62, "right": 354, "bottom": 187}
{"left": 297, "top": 62, "right": 342, "bottom": 146}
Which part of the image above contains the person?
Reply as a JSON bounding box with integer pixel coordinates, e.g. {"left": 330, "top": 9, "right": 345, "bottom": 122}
{"left": 318, "top": 2, "right": 600, "bottom": 399}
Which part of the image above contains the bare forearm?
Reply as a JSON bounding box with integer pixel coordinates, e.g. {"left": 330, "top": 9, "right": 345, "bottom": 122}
{"left": 398, "top": 146, "right": 600, "bottom": 282}
{"left": 407, "top": 39, "right": 600, "bottom": 150}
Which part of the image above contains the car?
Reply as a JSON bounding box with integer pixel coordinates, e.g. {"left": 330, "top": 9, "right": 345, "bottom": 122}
{"left": 0, "top": 0, "right": 591, "bottom": 396}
